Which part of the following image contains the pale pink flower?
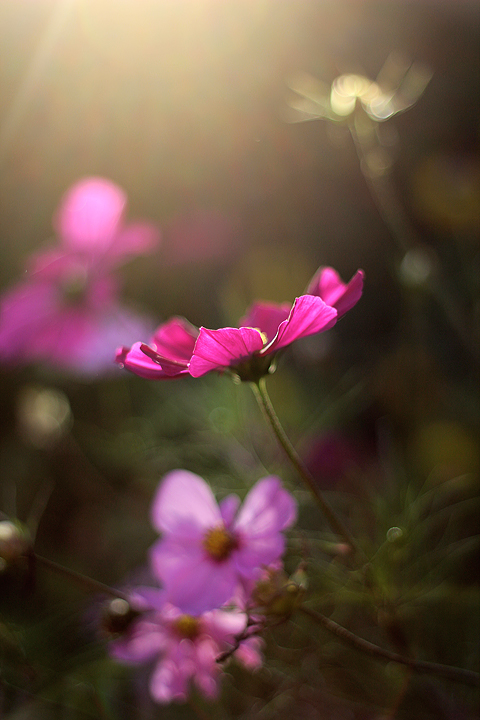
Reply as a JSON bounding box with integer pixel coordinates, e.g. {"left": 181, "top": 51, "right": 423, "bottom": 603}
{"left": 149, "top": 470, "right": 297, "bottom": 615}
{"left": 0, "top": 178, "right": 159, "bottom": 374}
{"left": 110, "top": 588, "right": 262, "bottom": 704}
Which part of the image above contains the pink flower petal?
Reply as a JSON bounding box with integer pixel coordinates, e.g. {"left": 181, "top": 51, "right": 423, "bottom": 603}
{"left": 54, "top": 177, "right": 126, "bottom": 254}
{"left": 108, "top": 221, "right": 160, "bottom": 261}
{"left": 234, "top": 533, "right": 285, "bottom": 578}
{"left": 150, "top": 317, "right": 198, "bottom": 364}
{"left": 219, "top": 494, "right": 241, "bottom": 527}
{"left": 202, "top": 608, "right": 247, "bottom": 643}
{"left": 239, "top": 301, "right": 291, "bottom": 344}
{"left": 265, "top": 295, "right": 337, "bottom": 354}
{"left": 189, "top": 326, "right": 265, "bottom": 377}
{"left": 110, "top": 618, "right": 168, "bottom": 664}
{"left": 116, "top": 342, "right": 185, "bottom": 379}
{"left": 307, "top": 267, "right": 364, "bottom": 317}
{"left": 150, "top": 470, "right": 222, "bottom": 534}
{"left": 234, "top": 636, "right": 264, "bottom": 670}
{"left": 233, "top": 476, "right": 297, "bottom": 537}
{"left": 151, "top": 540, "right": 238, "bottom": 614}
{"left": 150, "top": 649, "right": 190, "bottom": 704}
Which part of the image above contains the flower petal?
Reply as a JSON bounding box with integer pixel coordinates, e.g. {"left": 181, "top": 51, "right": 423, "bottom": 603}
{"left": 265, "top": 295, "right": 337, "bottom": 354}
{"left": 150, "top": 317, "right": 198, "bottom": 364}
{"left": 219, "top": 494, "right": 241, "bottom": 527}
{"left": 110, "top": 617, "right": 167, "bottom": 664}
{"left": 239, "top": 301, "right": 291, "bottom": 344}
{"left": 189, "top": 326, "right": 265, "bottom": 377}
{"left": 116, "top": 342, "right": 184, "bottom": 379}
{"left": 107, "top": 221, "right": 160, "bottom": 262}
{"left": 233, "top": 476, "right": 297, "bottom": 537}
{"left": 151, "top": 540, "right": 238, "bottom": 614}
{"left": 307, "top": 267, "right": 364, "bottom": 317}
{"left": 234, "top": 534, "right": 285, "bottom": 578}
{"left": 150, "top": 470, "right": 222, "bottom": 534}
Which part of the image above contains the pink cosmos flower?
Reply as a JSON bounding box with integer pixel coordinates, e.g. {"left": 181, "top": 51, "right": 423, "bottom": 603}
{"left": 149, "top": 470, "right": 297, "bottom": 615}
{"left": 307, "top": 267, "right": 364, "bottom": 318}
{"left": 0, "top": 178, "right": 159, "bottom": 374}
{"left": 110, "top": 588, "right": 262, "bottom": 704}
{"left": 115, "top": 265, "right": 363, "bottom": 382}
{"left": 188, "top": 295, "right": 337, "bottom": 379}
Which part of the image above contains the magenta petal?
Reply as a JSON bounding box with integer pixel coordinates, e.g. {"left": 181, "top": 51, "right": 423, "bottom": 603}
{"left": 307, "top": 267, "right": 364, "bottom": 317}
{"left": 150, "top": 470, "right": 222, "bottom": 534}
{"left": 265, "top": 295, "right": 337, "bottom": 354}
{"left": 140, "top": 343, "right": 191, "bottom": 375}
{"left": 116, "top": 342, "right": 176, "bottom": 379}
{"left": 239, "top": 301, "right": 291, "bottom": 344}
{"left": 233, "top": 476, "right": 297, "bottom": 537}
{"left": 150, "top": 317, "right": 198, "bottom": 364}
{"left": 189, "top": 326, "right": 265, "bottom": 377}
{"left": 54, "top": 177, "right": 126, "bottom": 253}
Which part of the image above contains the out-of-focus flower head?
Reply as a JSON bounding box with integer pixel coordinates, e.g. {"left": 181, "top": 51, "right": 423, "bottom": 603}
{"left": 117, "top": 266, "right": 362, "bottom": 383}
{"left": 285, "top": 53, "right": 432, "bottom": 124}
{"left": 0, "top": 177, "right": 159, "bottom": 375}
{"left": 149, "top": 470, "right": 297, "bottom": 615}
{"left": 109, "top": 587, "right": 262, "bottom": 704}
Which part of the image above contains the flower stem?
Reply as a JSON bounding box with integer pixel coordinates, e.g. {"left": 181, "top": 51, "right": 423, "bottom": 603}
{"left": 34, "top": 553, "right": 128, "bottom": 601}
{"left": 300, "top": 605, "right": 480, "bottom": 687}
{"left": 251, "top": 378, "right": 365, "bottom": 561}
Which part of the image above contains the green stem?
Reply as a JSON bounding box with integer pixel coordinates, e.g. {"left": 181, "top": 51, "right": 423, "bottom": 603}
{"left": 300, "top": 605, "right": 480, "bottom": 688}
{"left": 34, "top": 553, "right": 128, "bottom": 601}
{"left": 251, "top": 378, "right": 365, "bottom": 561}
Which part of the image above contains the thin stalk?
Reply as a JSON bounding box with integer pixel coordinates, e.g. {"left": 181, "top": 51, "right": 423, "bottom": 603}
{"left": 349, "top": 116, "right": 477, "bottom": 362}
{"left": 34, "top": 553, "right": 129, "bottom": 601}
{"left": 300, "top": 605, "right": 480, "bottom": 688}
{"left": 251, "top": 378, "right": 365, "bottom": 561}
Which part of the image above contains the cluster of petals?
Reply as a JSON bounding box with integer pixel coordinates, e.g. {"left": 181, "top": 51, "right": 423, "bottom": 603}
{"left": 149, "top": 470, "right": 297, "bottom": 615}
{"left": 110, "top": 587, "right": 262, "bottom": 704}
{"left": 0, "top": 177, "right": 159, "bottom": 375}
{"left": 116, "top": 266, "right": 364, "bottom": 380}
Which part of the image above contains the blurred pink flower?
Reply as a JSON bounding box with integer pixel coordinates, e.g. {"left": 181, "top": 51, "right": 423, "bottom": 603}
{"left": 0, "top": 178, "right": 159, "bottom": 375}
{"left": 307, "top": 267, "right": 364, "bottom": 318}
{"left": 110, "top": 588, "right": 262, "bottom": 704}
{"left": 150, "top": 470, "right": 297, "bottom": 615}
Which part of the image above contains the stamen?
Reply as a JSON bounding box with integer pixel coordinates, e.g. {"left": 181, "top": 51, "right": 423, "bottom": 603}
{"left": 174, "top": 614, "right": 199, "bottom": 639}
{"left": 203, "top": 526, "right": 237, "bottom": 561}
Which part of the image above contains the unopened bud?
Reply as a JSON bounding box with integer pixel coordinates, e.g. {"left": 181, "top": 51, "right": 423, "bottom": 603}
{"left": 101, "top": 597, "right": 140, "bottom": 636}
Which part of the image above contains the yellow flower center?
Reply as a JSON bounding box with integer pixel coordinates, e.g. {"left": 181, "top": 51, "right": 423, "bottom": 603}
{"left": 202, "top": 526, "right": 237, "bottom": 561}
{"left": 174, "top": 614, "right": 199, "bottom": 639}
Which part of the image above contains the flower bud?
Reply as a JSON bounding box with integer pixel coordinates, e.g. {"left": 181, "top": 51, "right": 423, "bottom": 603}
{"left": 101, "top": 597, "right": 140, "bottom": 636}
